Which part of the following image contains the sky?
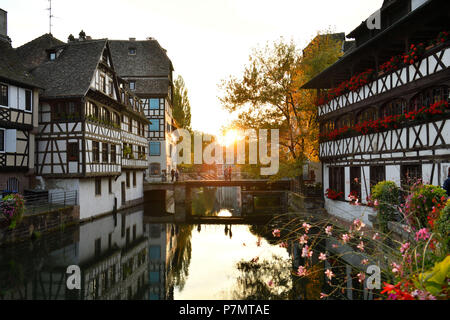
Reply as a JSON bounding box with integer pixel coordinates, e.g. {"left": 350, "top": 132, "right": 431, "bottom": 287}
{"left": 2, "top": 0, "right": 382, "bottom": 135}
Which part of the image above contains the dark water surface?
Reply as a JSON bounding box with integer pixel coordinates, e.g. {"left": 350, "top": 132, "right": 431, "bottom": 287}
{"left": 0, "top": 187, "right": 371, "bottom": 300}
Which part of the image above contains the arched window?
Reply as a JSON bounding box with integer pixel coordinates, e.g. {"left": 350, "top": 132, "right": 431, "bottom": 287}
{"left": 321, "top": 120, "right": 335, "bottom": 135}
{"left": 336, "top": 114, "right": 354, "bottom": 129}
{"left": 382, "top": 99, "right": 407, "bottom": 117}
{"left": 92, "top": 103, "right": 99, "bottom": 118}
{"left": 356, "top": 107, "right": 378, "bottom": 124}
{"left": 410, "top": 86, "right": 450, "bottom": 112}
{"left": 104, "top": 109, "right": 111, "bottom": 123}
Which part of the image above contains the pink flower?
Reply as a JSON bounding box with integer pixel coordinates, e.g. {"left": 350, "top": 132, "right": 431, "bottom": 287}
{"left": 267, "top": 280, "right": 273, "bottom": 287}
{"left": 320, "top": 293, "right": 329, "bottom": 299}
{"left": 341, "top": 233, "right": 350, "bottom": 243}
{"left": 303, "top": 223, "right": 311, "bottom": 233}
{"left": 299, "top": 234, "right": 308, "bottom": 245}
{"left": 325, "top": 269, "right": 334, "bottom": 280}
{"left": 332, "top": 244, "right": 339, "bottom": 248}
{"left": 357, "top": 273, "right": 365, "bottom": 283}
{"left": 325, "top": 226, "right": 333, "bottom": 236}
{"left": 353, "top": 219, "right": 366, "bottom": 231}
{"left": 279, "top": 242, "right": 288, "bottom": 248}
{"left": 301, "top": 245, "right": 313, "bottom": 258}
{"left": 415, "top": 228, "right": 430, "bottom": 241}
{"left": 357, "top": 241, "right": 365, "bottom": 251}
{"left": 361, "top": 259, "right": 369, "bottom": 265}
{"left": 391, "top": 262, "right": 401, "bottom": 274}
{"left": 272, "top": 229, "right": 281, "bottom": 237}
{"left": 319, "top": 252, "right": 327, "bottom": 261}
{"left": 372, "top": 232, "right": 380, "bottom": 240}
{"left": 400, "top": 242, "right": 410, "bottom": 254}
{"left": 297, "top": 266, "right": 307, "bottom": 276}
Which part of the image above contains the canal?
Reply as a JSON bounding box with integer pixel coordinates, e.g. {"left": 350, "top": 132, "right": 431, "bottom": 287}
{"left": 0, "top": 187, "right": 372, "bottom": 300}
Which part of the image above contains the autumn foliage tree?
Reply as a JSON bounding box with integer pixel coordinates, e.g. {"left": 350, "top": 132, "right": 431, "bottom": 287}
{"left": 220, "top": 32, "right": 343, "bottom": 178}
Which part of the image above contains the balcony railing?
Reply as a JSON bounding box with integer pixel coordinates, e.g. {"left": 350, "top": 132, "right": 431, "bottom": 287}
{"left": 317, "top": 43, "right": 450, "bottom": 117}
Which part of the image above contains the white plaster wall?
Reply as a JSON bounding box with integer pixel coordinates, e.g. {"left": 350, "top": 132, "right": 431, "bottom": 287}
{"left": 361, "top": 166, "right": 370, "bottom": 204}
{"left": 323, "top": 165, "right": 330, "bottom": 191}
{"left": 386, "top": 165, "right": 401, "bottom": 187}
{"left": 78, "top": 208, "right": 144, "bottom": 263}
{"left": 325, "top": 198, "right": 376, "bottom": 227}
{"left": 344, "top": 166, "right": 350, "bottom": 199}
{"left": 78, "top": 178, "right": 115, "bottom": 220}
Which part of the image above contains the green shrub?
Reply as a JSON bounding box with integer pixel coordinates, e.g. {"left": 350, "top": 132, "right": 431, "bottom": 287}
{"left": 435, "top": 201, "right": 450, "bottom": 253}
{"left": 404, "top": 184, "right": 447, "bottom": 229}
{"left": 372, "top": 181, "right": 400, "bottom": 232}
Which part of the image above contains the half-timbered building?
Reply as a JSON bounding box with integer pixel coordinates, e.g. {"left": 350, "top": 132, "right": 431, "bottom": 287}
{"left": 0, "top": 9, "right": 41, "bottom": 193}
{"left": 109, "top": 39, "right": 177, "bottom": 182}
{"left": 21, "top": 36, "right": 149, "bottom": 219}
{"left": 302, "top": 0, "right": 450, "bottom": 225}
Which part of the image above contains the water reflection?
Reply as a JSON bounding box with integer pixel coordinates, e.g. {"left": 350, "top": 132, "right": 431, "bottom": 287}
{"left": 0, "top": 187, "right": 373, "bottom": 300}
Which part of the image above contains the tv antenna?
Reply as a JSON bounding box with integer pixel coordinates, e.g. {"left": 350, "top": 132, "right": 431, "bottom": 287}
{"left": 47, "top": 0, "right": 54, "bottom": 34}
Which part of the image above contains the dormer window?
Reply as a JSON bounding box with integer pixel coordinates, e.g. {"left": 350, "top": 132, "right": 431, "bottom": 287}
{"left": 128, "top": 47, "right": 136, "bottom": 55}
{"left": 49, "top": 52, "right": 56, "bottom": 61}
{"left": 129, "top": 81, "right": 136, "bottom": 91}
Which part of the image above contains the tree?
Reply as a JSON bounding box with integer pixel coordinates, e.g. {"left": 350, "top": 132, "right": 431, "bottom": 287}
{"left": 220, "top": 32, "right": 343, "bottom": 178}
{"left": 173, "top": 75, "right": 192, "bottom": 131}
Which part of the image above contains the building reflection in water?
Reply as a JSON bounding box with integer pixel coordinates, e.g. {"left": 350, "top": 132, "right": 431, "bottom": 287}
{"left": 0, "top": 207, "right": 148, "bottom": 300}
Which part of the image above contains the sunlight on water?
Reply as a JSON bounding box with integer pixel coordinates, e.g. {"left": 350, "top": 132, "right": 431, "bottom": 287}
{"left": 173, "top": 211, "right": 290, "bottom": 299}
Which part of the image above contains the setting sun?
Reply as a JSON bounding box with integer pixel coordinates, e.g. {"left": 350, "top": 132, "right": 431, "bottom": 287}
{"left": 217, "top": 129, "right": 243, "bottom": 146}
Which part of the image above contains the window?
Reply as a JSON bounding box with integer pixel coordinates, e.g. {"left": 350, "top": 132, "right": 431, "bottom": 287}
{"left": 25, "top": 90, "right": 32, "bottom": 111}
{"left": 370, "top": 166, "right": 386, "bottom": 189}
{"left": 129, "top": 118, "right": 133, "bottom": 133}
{"left": 350, "top": 166, "right": 361, "bottom": 200}
{"left": 336, "top": 114, "right": 354, "bottom": 129}
{"left": 67, "top": 142, "right": 79, "bottom": 161}
{"left": 108, "top": 81, "right": 114, "bottom": 96}
{"left": 401, "top": 165, "right": 422, "bottom": 187}
{"left": 356, "top": 107, "right": 378, "bottom": 124}
{"left": 99, "top": 74, "right": 106, "bottom": 93}
{"left": 410, "top": 86, "right": 449, "bottom": 112}
{"left": 321, "top": 120, "right": 335, "bottom": 136}
{"left": 95, "top": 178, "right": 102, "bottom": 196}
{"left": 92, "top": 141, "right": 100, "bottom": 163}
{"left": 111, "top": 145, "right": 116, "bottom": 164}
{"left": 108, "top": 177, "right": 112, "bottom": 194}
{"left": 126, "top": 172, "right": 130, "bottom": 188}
{"left": 150, "top": 162, "right": 160, "bottom": 175}
{"left": 329, "top": 167, "right": 345, "bottom": 200}
{"left": 149, "top": 246, "right": 161, "bottom": 260}
{"left": 49, "top": 52, "right": 56, "bottom": 60}
{"left": 102, "top": 143, "right": 109, "bottom": 163}
{"left": 133, "top": 224, "right": 136, "bottom": 241}
{"left": 149, "top": 142, "right": 160, "bottom": 156}
{"left": 149, "top": 119, "right": 160, "bottom": 131}
{"left": 0, "top": 130, "right": 4, "bottom": 152}
{"left": 149, "top": 98, "right": 159, "bottom": 109}
{"left": 129, "top": 81, "right": 136, "bottom": 91}
{"left": 382, "top": 99, "right": 407, "bottom": 118}
{"left": 0, "top": 84, "right": 8, "bottom": 106}
{"left": 133, "top": 171, "right": 136, "bottom": 187}
{"left": 128, "top": 47, "right": 136, "bottom": 55}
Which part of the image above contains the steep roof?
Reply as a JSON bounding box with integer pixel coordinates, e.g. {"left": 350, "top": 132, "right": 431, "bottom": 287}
{"left": 31, "top": 39, "right": 107, "bottom": 98}
{"left": 0, "top": 40, "right": 42, "bottom": 88}
{"left": 108, "top": 39, "right": 173, "bottom": 77}
{"left": 15, "top": 33, "right": 65, "bottom": 71}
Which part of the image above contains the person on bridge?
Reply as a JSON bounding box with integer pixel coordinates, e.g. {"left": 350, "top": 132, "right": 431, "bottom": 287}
{"left": 175, "top": 170, "right": 179, "bottom": 182}
{"left": 171, "top": 169, "right": 175, "bottom": 182}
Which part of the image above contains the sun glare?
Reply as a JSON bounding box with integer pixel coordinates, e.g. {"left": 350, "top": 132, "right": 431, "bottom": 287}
{"left": 218, "top": 129, "right": 242, "bottom": 146}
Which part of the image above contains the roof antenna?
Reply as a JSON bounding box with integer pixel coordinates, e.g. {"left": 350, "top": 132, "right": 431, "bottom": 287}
{"left": 47, "top": 0, "right": 54, "bottom": 34}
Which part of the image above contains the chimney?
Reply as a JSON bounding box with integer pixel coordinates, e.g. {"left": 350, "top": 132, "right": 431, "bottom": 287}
{"left": 129, "top": 37, "right": 136, "bottom": 41}
{"left": 0, "top": 9, "right": 10, "bottom": 44}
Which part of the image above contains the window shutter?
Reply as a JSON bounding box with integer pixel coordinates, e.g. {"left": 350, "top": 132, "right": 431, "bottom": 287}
{"left": 5, "top": 129, "right": 16, "bottom": 153}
